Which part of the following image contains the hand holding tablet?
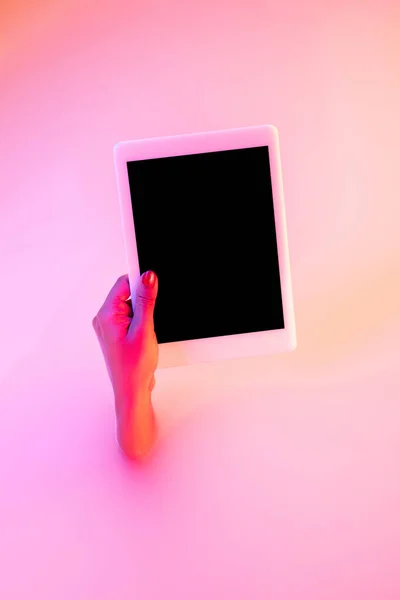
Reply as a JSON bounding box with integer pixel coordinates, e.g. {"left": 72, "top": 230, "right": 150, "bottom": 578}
{"left": 114, "top": 125, "right": 296, "bottom": 368}
{"left": 92, "top": 270, "right": 159, "bottom": 460}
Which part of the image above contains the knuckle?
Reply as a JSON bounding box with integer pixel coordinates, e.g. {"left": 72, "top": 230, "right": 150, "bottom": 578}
{"left": 136, "top": 293, "right": 155, "bottom": 308}
{"left": 97, "top": 307, "right": 110, "bottom": 326}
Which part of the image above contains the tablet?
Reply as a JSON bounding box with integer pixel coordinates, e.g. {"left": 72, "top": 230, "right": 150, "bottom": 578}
{"left": 114, "top": 125, "right": 296, "bottom": 368}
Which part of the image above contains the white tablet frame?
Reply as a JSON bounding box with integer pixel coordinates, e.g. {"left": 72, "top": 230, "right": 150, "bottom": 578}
{"left": 114, "top": 125, "right": 296, "bottom": 368}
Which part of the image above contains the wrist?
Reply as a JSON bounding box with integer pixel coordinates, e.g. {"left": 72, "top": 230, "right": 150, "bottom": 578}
{"left": 114, "top": 385, "right": 157, "bottom": 460}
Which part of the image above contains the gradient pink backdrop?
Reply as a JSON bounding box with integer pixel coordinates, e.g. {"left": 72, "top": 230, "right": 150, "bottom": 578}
{"left": 1, "top": 1, "right": 399, "bottom": 598}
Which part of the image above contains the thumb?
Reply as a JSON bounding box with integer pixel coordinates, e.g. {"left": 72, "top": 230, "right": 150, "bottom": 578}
{"left": 131, "top": 270, "right": 158, "bottom": 331}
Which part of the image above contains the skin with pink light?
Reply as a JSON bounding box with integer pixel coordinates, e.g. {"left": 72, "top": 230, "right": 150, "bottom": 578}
{"left": 92, "top": 271, "right": 159, "bottom": 460}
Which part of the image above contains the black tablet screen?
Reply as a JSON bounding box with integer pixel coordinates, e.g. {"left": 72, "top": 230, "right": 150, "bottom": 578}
{"left": 127, "top": 146, "right": 284, "bottom": 344}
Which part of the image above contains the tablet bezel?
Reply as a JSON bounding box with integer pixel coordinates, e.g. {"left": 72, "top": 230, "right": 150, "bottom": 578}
{"left": 114, "top": 125, "right": 296, "bottom": 368}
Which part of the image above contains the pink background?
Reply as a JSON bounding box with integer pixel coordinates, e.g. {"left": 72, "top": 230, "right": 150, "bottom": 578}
{"left": 1, "top": 0, "right": 399, "bottom": 598}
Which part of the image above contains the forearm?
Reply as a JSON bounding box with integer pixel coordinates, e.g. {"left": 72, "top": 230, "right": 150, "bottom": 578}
{"left": 115, "top": 386, "right": 157, "bottom": 460}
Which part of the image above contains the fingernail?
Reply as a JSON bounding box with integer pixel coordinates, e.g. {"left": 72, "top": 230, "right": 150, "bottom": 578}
{"left": 142, "top": 270, "right": 156, "bottom": 287}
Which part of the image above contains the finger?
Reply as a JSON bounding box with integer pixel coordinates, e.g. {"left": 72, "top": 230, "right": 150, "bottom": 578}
{"left": 102, "top": 274, "right": 131, "bottom": 315}
{"left": 130, "top": 271, "right": 158, "bottom": 332}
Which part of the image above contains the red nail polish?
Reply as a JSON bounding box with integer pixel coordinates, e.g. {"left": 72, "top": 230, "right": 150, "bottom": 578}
{"left": 142, "top": 271, "right": 156, "bottom": 287}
